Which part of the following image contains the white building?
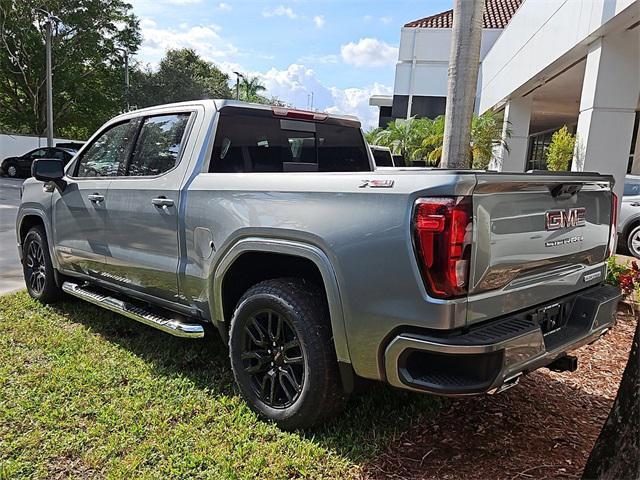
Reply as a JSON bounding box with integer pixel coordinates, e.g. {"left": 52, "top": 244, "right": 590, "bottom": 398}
{"left": 370, "top": 0, "right": 523, "bottom": 126}
{"left": 373, "top": 0, "right": 640, "bottom": 196}
{"left": 477, "top": 0, "right": 640, "bottom": 200}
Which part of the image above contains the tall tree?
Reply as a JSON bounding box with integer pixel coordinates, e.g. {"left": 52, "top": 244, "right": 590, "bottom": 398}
{"left": 129, "top": 48, "right": 232, "bottom": 108}
{"left": 0, "top": 0, "right": 141, "bottom": 139}
{"left": 440, "top": 0, "right": 485, "bottom": 168}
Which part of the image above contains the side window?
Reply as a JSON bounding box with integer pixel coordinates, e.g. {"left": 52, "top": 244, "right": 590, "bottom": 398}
{"left": 29, "top": 149, "right": 48, "bottom": 158}
{"left": 49, "top": 149, "right": 67, "bottom": 160}
{"left": 624, "top": 181, "right": 640, "bottom": 197}
{"left": 128, "top": 113, "right": 190, "bottom": 177}
{"left": 76, "top": 121, "right": 132, "bottom": 177}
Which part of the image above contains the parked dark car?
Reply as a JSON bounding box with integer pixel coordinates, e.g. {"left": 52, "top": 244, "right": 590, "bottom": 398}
{"left": 1, "top": 147, "right": 77, "bottom": 178}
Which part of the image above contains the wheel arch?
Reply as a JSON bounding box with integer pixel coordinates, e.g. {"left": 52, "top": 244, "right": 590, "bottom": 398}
{"left": 17, "top": 210, "right": 59, "bottom": 270}
{"left": 212, "top": 238, "right": 352, "bottom": 368}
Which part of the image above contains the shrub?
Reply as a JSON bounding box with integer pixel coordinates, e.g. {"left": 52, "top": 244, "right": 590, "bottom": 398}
{"left": 607, "top": 256, "right": 640, "bottom": 300}
{"left": 546, "top": 126, "right": 576, "bottom": 171}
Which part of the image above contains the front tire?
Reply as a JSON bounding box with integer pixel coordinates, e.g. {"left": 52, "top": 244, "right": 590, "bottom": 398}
{"left": 627, "top": 224, "right": 640, "bottom": 259}
{"left": 22, "top": 225, "right": 62, "bottom": 304}
{"left": 229, "top": 278, "right": 346, "bottom": 430}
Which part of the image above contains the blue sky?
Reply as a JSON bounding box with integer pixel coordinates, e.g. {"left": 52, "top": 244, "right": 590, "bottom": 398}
{"left": 129, "top": 0, "right": 452, "bottom": 128}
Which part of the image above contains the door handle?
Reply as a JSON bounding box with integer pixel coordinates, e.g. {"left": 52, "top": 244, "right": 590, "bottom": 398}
{"left": 152, "top": 197, "right": 174, "bottom": 208}
{"left": 88, "top": 193, "right": 104, "bottom": 203}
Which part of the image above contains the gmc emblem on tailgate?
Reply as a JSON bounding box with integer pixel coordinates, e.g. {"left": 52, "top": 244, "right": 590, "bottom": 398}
{"left": 545, "top": 207, "right": 586, "bottom": 230}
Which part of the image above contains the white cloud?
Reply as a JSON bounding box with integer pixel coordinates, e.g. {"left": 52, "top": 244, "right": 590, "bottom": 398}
{"left": 255, "top": 64, "right": 391, "bottom": 129}
{"left": 340, "top": 38, "right": 398, "bottom": 67}
{"left": 217, "top": 2, "right": 232, "bottom": 11}
{"left": 138, "top": 21, "right": 237, "bottom": 67}
{"left": 327, "top": 83, "right": 392, "bottom": 130}
{"left": 263, "top": 6, "right": 297, "bottom": 19}
{"left": 363, "top": 15, "right": 373, "bottom": 22}
{"left": 380, "top": 16, "right": 393, "bottom": 24}
{"left": 313, "top": 15, "right": 325, "bottom": 28}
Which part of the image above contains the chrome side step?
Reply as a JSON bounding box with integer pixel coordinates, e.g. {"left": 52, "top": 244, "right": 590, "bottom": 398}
{"left": 62, "top": 281, "right": 205, "bottom": 338}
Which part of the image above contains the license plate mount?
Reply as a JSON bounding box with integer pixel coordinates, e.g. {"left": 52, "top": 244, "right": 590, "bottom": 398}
{"left": 535, "top": 302, "right": 567, "bottom": 336}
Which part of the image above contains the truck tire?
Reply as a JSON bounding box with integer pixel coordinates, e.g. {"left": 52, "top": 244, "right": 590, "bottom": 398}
{"left": 22, "top": 225, "right": 62, "bottom": 304}
{"left": 229, "top": 278, "right": 346, "bottom": 430}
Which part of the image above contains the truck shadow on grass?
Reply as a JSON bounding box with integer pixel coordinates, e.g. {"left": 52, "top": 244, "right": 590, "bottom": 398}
{"left": 52, "top": 299, "right": 446, "bottom": 463}
{"left": 52, "top": 299, "right": 630, "bottom": 478}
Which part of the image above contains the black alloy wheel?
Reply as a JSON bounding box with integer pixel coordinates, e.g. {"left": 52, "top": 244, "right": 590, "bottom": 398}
{"left": 24, "top": 237, "right": 47, "bottom": 295}
{"left": 242, "top": 309, "right": 305, "bottom": 408}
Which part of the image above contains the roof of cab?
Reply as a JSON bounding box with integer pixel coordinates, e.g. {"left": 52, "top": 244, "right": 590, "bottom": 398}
{"left": 111, "top": 99, "right": 360, "bottom": 125}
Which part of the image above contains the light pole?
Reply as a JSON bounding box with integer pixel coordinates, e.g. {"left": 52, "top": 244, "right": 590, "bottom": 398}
{"left": 233, "top": 71, "right": 245, "bottom": 100}
{"left": 115, "top": 47, "right": 130, "bottom": 111}
{"left": 37, "top": 9, "right": 61, "bottom": 147}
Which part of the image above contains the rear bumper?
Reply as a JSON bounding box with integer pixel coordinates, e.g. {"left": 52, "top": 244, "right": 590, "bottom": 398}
{"left": 383, "top": 284, "right": 621, "bottom": 395}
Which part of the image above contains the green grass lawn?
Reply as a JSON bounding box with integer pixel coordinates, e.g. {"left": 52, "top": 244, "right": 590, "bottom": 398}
{"left": 0, "top": 292, "right": 442, "bottom": 479}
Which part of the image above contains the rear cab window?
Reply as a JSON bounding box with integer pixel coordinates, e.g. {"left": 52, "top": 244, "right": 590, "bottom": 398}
{"left": 210, "top": 107, "right": 371, "bottom": 173}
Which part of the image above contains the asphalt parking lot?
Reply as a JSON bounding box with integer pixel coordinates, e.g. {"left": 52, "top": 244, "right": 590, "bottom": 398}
{"left": 0, "top": 176, "right": 24, "bottom": 294}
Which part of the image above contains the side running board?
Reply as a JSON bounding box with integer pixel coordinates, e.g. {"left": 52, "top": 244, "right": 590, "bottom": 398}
{"left": 62, "top": 281, "right": 205, "bottom": 338}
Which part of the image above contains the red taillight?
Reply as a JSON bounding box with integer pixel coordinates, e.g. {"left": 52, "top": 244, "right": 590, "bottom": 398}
{"left": 607, "top": 191, "right": 618, "bottom": 258}
{"left": 272, "top": 107, "right": 328, "bottom": 121}
{"left": 413, "top": 197, "right": 472, "bottom": 299}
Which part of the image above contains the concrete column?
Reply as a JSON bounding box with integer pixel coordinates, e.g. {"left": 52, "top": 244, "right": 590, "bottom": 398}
{"left": 494, "top": 96, "right": 532, "bottom": 172}
{"left": 572, "top": 30, "right": 640, "bottom": 200}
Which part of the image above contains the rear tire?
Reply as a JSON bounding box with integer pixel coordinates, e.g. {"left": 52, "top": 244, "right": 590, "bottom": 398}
{"left": 626, "top": 224, "right": 640, "bottom": 260}
{"left": 229, "top": 278, "right": 347, "bottom": 430}
{"left": 22, "top": 225, "right": 62, "bottom": 304}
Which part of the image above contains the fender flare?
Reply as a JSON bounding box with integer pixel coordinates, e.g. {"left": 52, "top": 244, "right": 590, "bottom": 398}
{"left": 16, "top": 208, "right": 58, "bottom": 269}
{"left": 212, "top": 237, "right": 352, "bottom": 365}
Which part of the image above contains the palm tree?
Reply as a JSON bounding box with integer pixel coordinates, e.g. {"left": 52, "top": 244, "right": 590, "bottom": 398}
{"left": 364, "top": 127, "right": 383, "bottom": 145}
{"left": 412, "top": 112, "right": 509, "bottom": 168}
{"left": 413, "top": 115, "right": 445, "bottom": 166}
{"left": 441, "top": 0, "right": 486, "bottom": 168}
{"left": 240, "top": 75, "right": 266, "bottom": 102}
{"left": 471, "top": 110, "right": 510, "bottom": 169}
{"left": 373, "top": 117, "right": 432, "bottom": 164}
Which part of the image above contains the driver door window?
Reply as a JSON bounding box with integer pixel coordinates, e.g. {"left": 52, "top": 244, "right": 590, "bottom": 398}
{"left": 75, "top": 121, "right": 133, "bottom": 177}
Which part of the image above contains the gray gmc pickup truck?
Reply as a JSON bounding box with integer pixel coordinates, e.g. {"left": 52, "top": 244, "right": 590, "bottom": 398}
{"left": 17, "top": 100, "right": 621, "bottom": 429}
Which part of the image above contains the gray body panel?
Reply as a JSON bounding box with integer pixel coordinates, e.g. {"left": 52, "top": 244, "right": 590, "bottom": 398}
{"left": 16, "top": 99, "right": 617, "bottom": 387}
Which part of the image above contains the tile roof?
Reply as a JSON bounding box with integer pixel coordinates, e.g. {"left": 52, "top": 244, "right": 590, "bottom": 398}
{"left": 405, "top": 0, "right": 523, "bottom": 29}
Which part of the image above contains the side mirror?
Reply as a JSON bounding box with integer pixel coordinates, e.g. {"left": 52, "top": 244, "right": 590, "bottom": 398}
{"left": 32, "top": 158, "right": 66, "bottom": 192}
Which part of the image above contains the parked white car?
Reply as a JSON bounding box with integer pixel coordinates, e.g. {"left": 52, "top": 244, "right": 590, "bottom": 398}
{"left": 618, "top": 174, "right": 640, "bottom": 259}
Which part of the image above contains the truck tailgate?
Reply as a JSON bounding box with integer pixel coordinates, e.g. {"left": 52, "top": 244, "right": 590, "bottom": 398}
{"left": 467, "top": 172, "right": 615, "bottom": 325}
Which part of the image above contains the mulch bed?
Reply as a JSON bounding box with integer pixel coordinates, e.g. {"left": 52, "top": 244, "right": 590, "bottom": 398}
{"left": 362, "top": 304, "right": 638, "bottom": 480}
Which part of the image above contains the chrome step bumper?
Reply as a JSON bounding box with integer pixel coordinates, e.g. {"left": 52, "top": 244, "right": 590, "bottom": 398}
{"left": 62, "top": 282, "right": 205, "bottom": 339}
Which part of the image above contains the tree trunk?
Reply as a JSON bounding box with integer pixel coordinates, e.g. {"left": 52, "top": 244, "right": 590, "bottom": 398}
{"left": 441, "top": 0, "right": 485, "bottom": 169}
{"left": 582, "top": 312, "right": 640, "bottom": 479}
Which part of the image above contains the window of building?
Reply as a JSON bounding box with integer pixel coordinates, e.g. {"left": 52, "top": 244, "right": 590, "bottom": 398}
{"left": 526, "top": 125, "right": 576, "bottom": 171}
{"left": 128, "top": 113, "right": 191, "bottom": 177}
